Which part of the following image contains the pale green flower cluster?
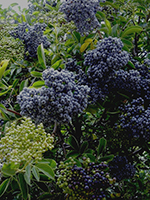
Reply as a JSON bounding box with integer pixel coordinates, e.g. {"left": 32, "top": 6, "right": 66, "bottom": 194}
{"left": 0, "top": 117, "right": 54, "bottom": 166}
{"left": 0, "top": 37, "right": 24, "bottom": 61}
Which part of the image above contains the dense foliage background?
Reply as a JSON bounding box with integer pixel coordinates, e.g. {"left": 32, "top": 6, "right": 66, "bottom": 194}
{"left": 0, "top": 0, "right": 150, "bottom": 199}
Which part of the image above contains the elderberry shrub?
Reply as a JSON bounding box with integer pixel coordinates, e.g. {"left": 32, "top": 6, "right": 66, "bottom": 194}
{"left": 9, "top": 22, "right": 50, "bottom": 61}
{"left": 57, "top": 158, "right": 117, "bottom": 199}
{"left": 116, "top": 97, "right": 150, "bottom": 142}
{"left": 84, "top": 36, "right": 129, "bottom": 103}
{"left": 59, "top": 0, "right": 102, "bottom": 35}
{"left": 108, "top": 156, "right": 136, "bottom": 182}
{"left": 17, "top": 68, "right": 90, "bottom": 125}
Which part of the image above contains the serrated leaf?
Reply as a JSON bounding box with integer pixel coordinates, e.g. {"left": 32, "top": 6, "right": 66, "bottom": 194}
{"left": 68, "top": 135, "right": 79, "bottom": 150}
{"left": 97, "top": 137, "right": 107, "bottom": 156}
{"left": 37, "top": 43, "right": 46, "bottom": 69}
{"left": 35, "top": 163, "right": 55, "bottom": 180}
{"left": 32, "top": 166, "right": 40, "bottom": 182}
{"left": 80, "top": 141, "right": 88, "bottom": 154}
{"left": 0, "top": 179, "right": 10, "bottom": 197}
{"left": 121, "top": 26, "right": 143, "bottom": 38}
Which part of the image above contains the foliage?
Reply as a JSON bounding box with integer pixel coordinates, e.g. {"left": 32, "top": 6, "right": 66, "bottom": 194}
{"left": 0, "top": 0, "right": 150, "bottom": 199}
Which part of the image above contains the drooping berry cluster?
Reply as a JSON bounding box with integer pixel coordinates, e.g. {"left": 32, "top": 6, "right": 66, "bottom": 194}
{"left": 57, "top": 158, "right": 116, "bottom": 199}
{"left": 0, "top": 117, "right": 54, "bottom": 167}
{"left": 108, "top": 156, "right": 136, "bottom": 181}
{"left": 117, "top": 97, "right": 150, "bottom": 142}
{"left": 84, "top": 37, "right": 129, "bottom": 103}
{"left": 59, "top": 0, "right": 102, "bottom": 34}
{"left": 9, "top": 22, "right": 50, "bottom": 61}
{"left": 17, "top": 68, "right": 90, "bottom": 125}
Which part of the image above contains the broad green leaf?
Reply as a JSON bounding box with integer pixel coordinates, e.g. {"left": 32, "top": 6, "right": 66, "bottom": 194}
{"left": 99, "top": 154, "right": 114, "bottom": 162}
{"left": 127, "top": 61, "right": 136, "bottom": 69}
{"left": 1, "top": 163, "right": 16, "bottom": 177}
{"left": 24, "top": 165, "right": 31, "bottom": 186}
{"left": 25, "top": 14, "right": 32, "bottom": 25}
{"left": 18, "top": 173, "right": 28, "bottom": 200}
{"left": 0, "top": 60, "right": 9, "bottom": 80}
{"left": 80, "top": 43, "right": 90, "bottom": 53}
{"left": 66, "top": 150, "right": 79, "bottom": 158}
{"left": 80, "top": 141, "right": 88, "bottom": 154}
{"left": 0, "top": 179, "right": 10, "bottom": 197}
{"left": 105, "top": 19, "right": 112, "bottom": 35}
{"left": 31, "top": 81, "right": 45, "bottom": 88}
{"left": 45, "top": 4, "right": 54, "bottom": 11}
{"left": 10, "top": 3, "right": 18, "bottom": 7}
{"left": 30, "top": 71, "right": 42, "bottom": 78}
{"left": 84, "top": 38, "right": 93, "bottom": 43}
{"left": 121, "top": 38, "right": 133, "bottom": 47}
{"left": 38, "top": 159, "right": 57, "bottom": 169}
{"left": 97, "top": 137, "right": 107, "bottom": 156}
{"left": 86, "top": 153, "right": 96, "bottom": 162}
{"left": 121, "top": 26, "right": 143, "bottom": 38}
{"left": 51, "top": 59, "right": 62, "bottom": 70}
{"left": 19, "top": 79, "right": 29, "bottom": 92}
{"left": 35, "top": 163, "right": 55, "bottom": 180}
{"left": 68, "top": 135, "right": 79, "bottom": 150}
{"left": 32, "top": 166, "right": 40, "bottom": 182}
{"left": 32, "top": 11, "right": 40, "bottom": 15}
{"left": 37, "top": 43, "right": 46, "bottom": 69}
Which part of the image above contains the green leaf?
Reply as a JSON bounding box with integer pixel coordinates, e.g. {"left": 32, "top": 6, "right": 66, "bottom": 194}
{"left": 68, "top": 135, "right": 79, "bottom": 151}
{"left": 31, "top": 81, "right": 45, "bottom": 88}
{"left": 66, "top": 150, "right": 79, "bottom": 158}
{"left": 24, "top": 165, "right": 31, "bottom": 186}
{"left": 80, "top": 42, "right": 91, "bottom": 53}
{"left": 19, "top": 79, "right": 29, "bottom": 92}
{"left": 0, "top": 60, "right": 9, "bottom": 80}
{"left": 51, "top": 59, "right": 62, "bottom": 70}
{"left": 105, "top": 19, "right": 112, "bottom": 35}
{"left": 37, "top": 43, "right": 46, "bottom": 69}
{"left": 38, "top": 159, "right": 57, "bottom": 169}
{"left": 2, "top": 163, "right": 16, "bottom": 177}
{"left": 80, "top": 141, "right": 89, "bottom": 154}
{"left": 86, "top": 153, "right": 96, "bottom": 162}
{"left": 0, "top": 179, "right": 10, "bottom": 197}
{"left": 18, "top": 173, "right": 28, "bottom": 200}
{"left": 97, "top": 137, "right": 107, "bottom": 156}
{"left": 32, "top": 166, "right": 40, "bottom": 182}
{"left": 99, "top": 154, "right": 114, "bottom": 162}
{"left": 25, "top": 14, "right": 31, "bottom": 25}
{"left": 35, "top": 163, "right": 55, "bottom": 180}
{"left": 127, "top": 61, "right": 135, "bottom": 69}
{"left": 30, "top": 71, "right": 42, "bottom": 78}
{"left": 85, "top": 104, "right": 99, "bottom": 114}
{"left": 10, "top": 3, "right": 18, "bottom": 7}
{"left": 45, "top": 3, "right": 54, "bottom": 11}
{"left": 121, "top": 26, "right": 143, "bottom": 38}
{"left": 32, "top": 11, "right": 40, "bottom": 15}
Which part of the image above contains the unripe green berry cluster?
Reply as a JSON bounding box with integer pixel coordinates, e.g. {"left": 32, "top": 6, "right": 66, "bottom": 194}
{"left": 0, "top": 117, "right": 54, "bottom": 167}
{"left": 57, "top": 158, "right": 117, "bottom": 200}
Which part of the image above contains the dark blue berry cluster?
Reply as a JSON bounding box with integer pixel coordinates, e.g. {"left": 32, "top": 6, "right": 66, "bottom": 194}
{"left": 57, "top": 161, "right": 116, "bottom": 199}
{"left": 17, "top": 68, "right": 90, "bottom": 125}
{"left": 108, "top": 156, "right": 136, "bottom": 181}
{"left": 117, "top": 97, "right": 150, "bottom": 142}
{"left": 59, "top": 0, "right": 102, "bottom": 34}
{"left": 65, "top": 59, "right": 87, "bottom": 85}
{"left": 9, "top": 22, "right": 50, "bottom": 61}
{"left": 84, "top": 37, "right": 129, "bottom": 103}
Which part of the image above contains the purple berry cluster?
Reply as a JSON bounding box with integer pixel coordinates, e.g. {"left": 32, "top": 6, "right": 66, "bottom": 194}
{"left": 84, "top": 36, "right": 129, "bottom": 103}
{"left": 17, "top": 68, "right": 90, "bottom": 125}
{"left": 108, "top": 156, "right": 136, "bottom": 181}
{"left": 9, "top": 22, "right": 50, "bottom": 61}
{"left": 59, "top": 0, "right": 102, "bottom": 34}
{"left": 117, "top": 97, "right": 150, "bottom": 142}
{"left": 57, "top": 161, "right": 116, "bottom": 199}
